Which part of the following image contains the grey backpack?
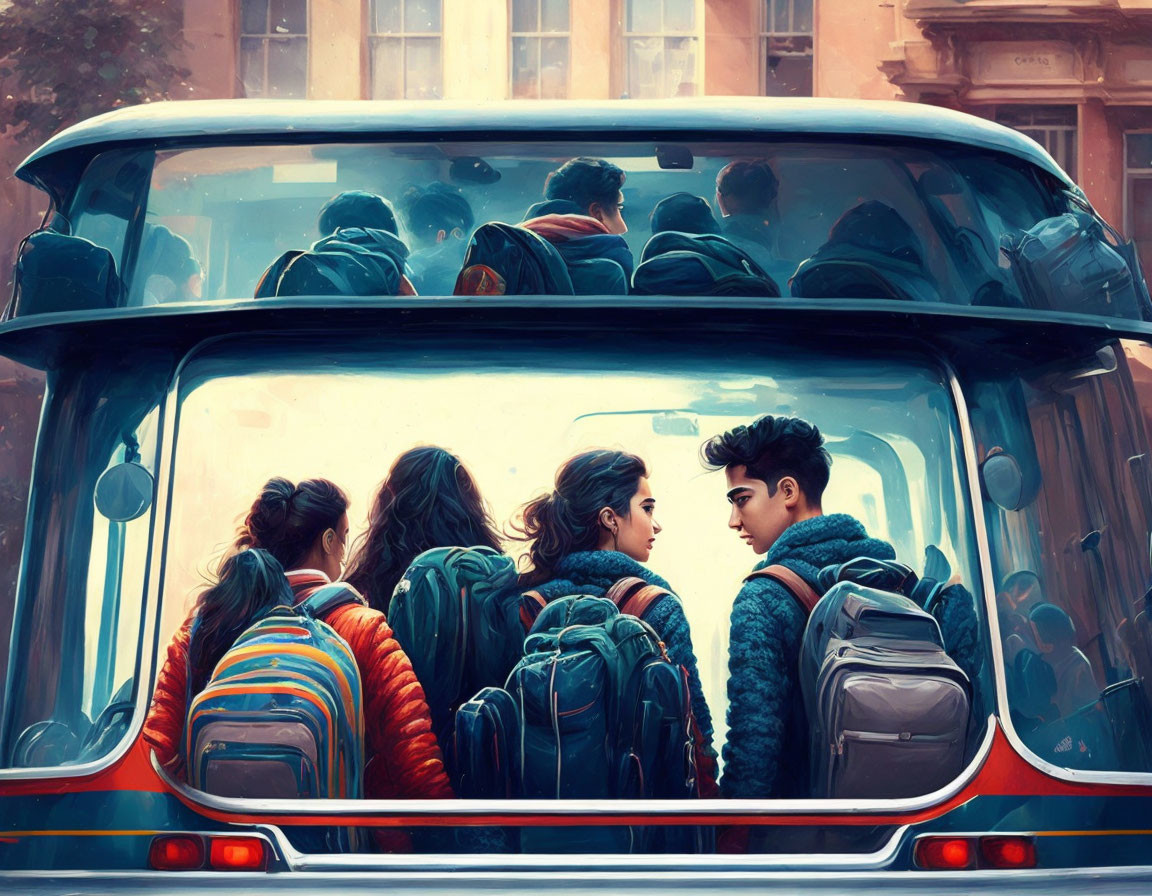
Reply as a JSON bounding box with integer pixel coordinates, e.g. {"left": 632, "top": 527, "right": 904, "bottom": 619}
{"left": 752, "top": 566, "right": 970, "bottom": 799}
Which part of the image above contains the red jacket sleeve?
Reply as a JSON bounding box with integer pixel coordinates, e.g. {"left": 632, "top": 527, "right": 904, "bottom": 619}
{"left": 142, "top": 613, "right": 194, "bottom": 777}
{"left": 325, "top": 603, "right": 455, "bottom": 800}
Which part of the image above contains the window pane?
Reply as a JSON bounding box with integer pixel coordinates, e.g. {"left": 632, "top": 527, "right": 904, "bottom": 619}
{"left": 1129, "top": 177, "right": 1152, "bottom": 276}
{"left": 764, "top": 53, "right": 813, "bottom": 98}
{"left": 0, "top": 359, "right": 45, "bottom": 726}
{"left": 372, "top": 0, "right": 402, "bottom": 34}
{"left": 512, "top": 0, "right": 538, "bottom": 33}
{"left": 794, "top": 0, "right": 813, "bottom": 34}
{"left": 405, "top": 0, "right": 441, "bottom": 33}
{"left": 769, "top": 0, "right": 789, "bottom": 33}
{"left": 627, "top": 0, "right": 661, "bottom": 34}
{"left": 541, "top": 0, "right": 569, "bottom": 33}
{"left": 1127, "top": 133, "right": 1152, "bottom": 170}
{"left": 540, "top": 36, "right": 569, "bottom": 99}
{"left": 663, "top": 0, "right": 694, "bottom": 33}
{"left": 664, "top": 36, "right": 697, "bottom": 97}
{"left": 404, "top": 37, "right": 442, "bottom": 100}
{"left": 626, "top": 36, "right": 663, "bottom": 97}
{"left": 370, "top": 37, "right": 403, "bottom": 99}
{"left": 270, "top": 0, "right": 307, "bottom": 34}
{"left": 511, "top": 36, "right": 540, "bottom": 99}
{"left": 267, "top": 37, "right": 307, "bottom": 99}
{"left": 241, "top": 0, "right": 269, "bottom": 35}
{"left": 239, "top": 37, "right": 266, "bottom": 98}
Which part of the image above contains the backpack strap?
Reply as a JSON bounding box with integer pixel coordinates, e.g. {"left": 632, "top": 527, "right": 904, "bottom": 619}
{"left": 604, "top": 576, "right": 672, "bottom": 621}
{"left": 745, "top": 565, "right": 822, "bottom": 616}
{"left": 519, "top": 590, "right": 547, "bottom": 632}
{"left": 297, "top": 583, "right": 366, "bottom": 619}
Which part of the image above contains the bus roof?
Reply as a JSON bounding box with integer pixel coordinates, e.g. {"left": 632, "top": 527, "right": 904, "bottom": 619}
{"left": 17, "top": 97, "right": 1072, "bottom": 201}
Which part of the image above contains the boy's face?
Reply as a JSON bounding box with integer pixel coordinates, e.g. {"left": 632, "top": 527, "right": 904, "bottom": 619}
{"left": 725, "top": 465, "right": 793, "bottom": 555}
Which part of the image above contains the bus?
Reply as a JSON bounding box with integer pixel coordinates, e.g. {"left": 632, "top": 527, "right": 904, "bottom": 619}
{"left": 2, "top": 97, "right": 1152, "bottom": 892}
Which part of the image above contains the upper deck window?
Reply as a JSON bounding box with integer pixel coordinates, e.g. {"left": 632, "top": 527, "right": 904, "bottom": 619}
{"left": 11, "top": 136, "right": 1149, "bottom": 325}
{"left": 239, "top": 0, "right": 309, "bottom": 99}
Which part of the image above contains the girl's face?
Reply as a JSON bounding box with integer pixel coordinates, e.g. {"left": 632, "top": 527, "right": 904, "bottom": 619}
{"left": 602, "top": 476, "right": 662, "bottom": 562}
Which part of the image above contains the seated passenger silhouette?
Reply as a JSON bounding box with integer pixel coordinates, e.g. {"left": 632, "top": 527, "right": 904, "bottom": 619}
{"left": 138, "top": 224, "right": 202, "bottom": 305}
{"left": 715, "top": 160, "right": 783, "bottom": 281}
{"left": 401, "top": 183, "right": 474, "bottom": 297}
{"left": 144, "top": 548, "right": 296, "bottom": 778}
{"left": 650, "top": 192, "right": 721, "bottom": 236}
{"left": 997, "top": 570, "right": 1044, "bottom": 665}
{"left": 255, "top": 190, "right": 415, "bottom": 298}
{"left": 790, "top": 200, "right": 940, "bottom": 301}
{"left": 520, "top": 157, "right": 634, "bottom": 294}
{"left": 1030, "top": 602, "right": 1099, "bottom": 717}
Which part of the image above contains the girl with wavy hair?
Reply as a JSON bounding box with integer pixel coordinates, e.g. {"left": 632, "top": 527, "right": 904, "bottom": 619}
{"left": 344, "top": 446, "right": 501, "bottom": 611}
{"left": 508, "top": 448, "right": 717, "bottom": 791}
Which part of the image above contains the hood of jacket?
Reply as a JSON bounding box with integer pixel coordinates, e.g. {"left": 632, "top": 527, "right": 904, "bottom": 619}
{"left": 313, "top": 226, "right": 410, "bottom": 262}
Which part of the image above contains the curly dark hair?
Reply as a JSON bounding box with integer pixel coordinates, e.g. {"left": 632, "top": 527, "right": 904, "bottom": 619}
{"left": 234, "top": 477, "right": 350, "bottom": 571}
{"left": 343, "top": 446, "right": 501, "bottom": 611}
{"left": 317, "top": 190, "right": 398, "bottom": 237}
{"left": 700, "top": 415, "right": 831, "bottom": 504}
{"left": 544, "top": 157, "right": 626, "bottom": 214}
{"left": 401, "top": 183, "right": 475, "bottom": 245}
{"left": 508, "top": 449, "right": 648, "bottom": 587}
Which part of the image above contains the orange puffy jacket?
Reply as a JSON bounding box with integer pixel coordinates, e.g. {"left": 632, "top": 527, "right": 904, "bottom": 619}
{"left": 143, "top": 574, "right": 454, "bottom": 803}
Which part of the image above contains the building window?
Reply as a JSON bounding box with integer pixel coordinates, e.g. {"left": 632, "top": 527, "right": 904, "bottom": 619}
{"left": 621, "top": 0, "right": 699, "bottom": 99}
{"left": 510, "top": 0, "right": 571, "bottom": 99}
{"left": 762, "top": 0, "right": 813, "bottom": 97}
{"left": 239, "top": 0, "right": 309, "bottom": 99}
{"left": 1125, "top": 132, "right": 1152, "bottom": 279}
{"left": 994, "top": 106, "right": 1078, "bottom": 181}
{"left": 369, "top": 0, "right": 444, "bottom": 100}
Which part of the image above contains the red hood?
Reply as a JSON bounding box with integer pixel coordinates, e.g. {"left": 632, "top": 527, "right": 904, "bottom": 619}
{"left": 286, "top": 569, "right": 331, "bottom": 600}
{"left": 522, "top": 213, "right": 609, "bottom": 243}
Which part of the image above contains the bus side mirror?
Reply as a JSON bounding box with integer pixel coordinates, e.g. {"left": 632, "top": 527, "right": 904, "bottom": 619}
{"left": 980, "top": 450, "right": 1027, "bottom": 511}
{"left": 94, "top": 461, "right": 154, "bottom": 522}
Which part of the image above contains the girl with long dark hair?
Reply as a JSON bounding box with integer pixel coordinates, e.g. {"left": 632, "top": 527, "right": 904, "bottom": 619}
{"left": 508, "top": 449, "right": 717, "bottom": 790}
{"left": 344, "top": 446, "right": 502, "bottom": 611}
{"left": 145, "top": 548, "right": 292, "bottom": 774}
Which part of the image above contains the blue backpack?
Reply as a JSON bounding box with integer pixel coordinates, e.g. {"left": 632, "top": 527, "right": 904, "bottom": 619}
{"left": 455, "top": 595, "right": 706, "bottom": 853}
{"left": 387, "top": 546, "right": 522, "bottom": 753}
{"left": 185, "top": 587, "right": 365, "bottom": 802}
{"left": 453, "top": 222, "right": 575, "bottom": 295}
{"left": 255, "top": 227, "right": 407, "bottom": 298}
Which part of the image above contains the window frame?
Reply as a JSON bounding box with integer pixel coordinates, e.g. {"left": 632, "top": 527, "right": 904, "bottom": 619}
{"left": 759, "top": 0, "right": 814, "bottom": 98}
{"left": 993, "top": 105, "right": 1078, "bottom": 181}
{"left": 237, "top": 0, "right": 311, "bottom": 100}
{"left": 367, "top": 0, "right": 445, "bottom": 101}
{"left": 617, "top": 0, "right": 704, "bottom": 100}
{"left": 509, "top": 0, "right": 572, "bottom": 100}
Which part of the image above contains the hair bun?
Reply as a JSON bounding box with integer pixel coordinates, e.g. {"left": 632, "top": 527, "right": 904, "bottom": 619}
{"left": 243, "top": 476, "right": 296, "bottom": 547}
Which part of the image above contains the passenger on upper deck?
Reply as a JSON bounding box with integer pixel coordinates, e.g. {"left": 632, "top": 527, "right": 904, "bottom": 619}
{"left": 508, "top": 449, "right": 718, "bottom": 792}
{"left": 1030, "top": 602, "right": 1099, "bottom": 718}
{"left": 700, "top": 415, "right": 895, "bottom": 799}
{"left": 650, "top": 192, "right": 721, "bottom": 236}
{"left": 714, "top": 161, "right": 780, "bottom": 277}
{"left": 521, "top": 157, "right": 634, "bottom": 294}
{"left": 343, "top": 445, "right": 502, "bottom": 614}
{"left": 401, "top": 184, "right": 475, "bottom": 297}
{"left": 138, "top": 224, "right": 203, "bottom": 305}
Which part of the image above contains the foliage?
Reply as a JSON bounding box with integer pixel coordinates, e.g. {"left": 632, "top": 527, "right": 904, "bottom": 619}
{"left": 0, "top": 0, "right": 190, "bottom": 147}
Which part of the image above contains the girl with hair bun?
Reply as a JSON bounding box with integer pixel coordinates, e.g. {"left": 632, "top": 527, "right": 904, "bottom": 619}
{"left": 508, "top": 449, "right": 717, "bottom": 791}
{"left": 144, "top": 548, "right": 294, "bottom": 775}
{"left": 146, "top": 477, "right": 453, "bottom": 847}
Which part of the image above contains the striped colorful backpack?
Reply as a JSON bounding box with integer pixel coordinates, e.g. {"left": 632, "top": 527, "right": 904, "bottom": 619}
{"left": 185, "top": 586, "right": 365, "bottom": 805}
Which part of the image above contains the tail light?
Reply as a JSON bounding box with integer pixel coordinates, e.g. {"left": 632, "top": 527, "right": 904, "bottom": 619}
{"left": 914, "top": 834, "right": 1037, "bottom": 870}
{"left": 980, "top": 835, "right": 1038, "bottom": 869}
{"left": 149, "top": 834, "right": 269, "bottom": 872}
{"left": 148, "top": 835, "right": 205, "bottom": 871}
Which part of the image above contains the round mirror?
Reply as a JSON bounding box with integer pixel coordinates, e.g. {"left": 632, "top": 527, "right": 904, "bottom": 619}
{"left": 94, "top": 461, "right": 154, "bottom": 522}
{"left": 981, "top": 452, "right": 1026, "bottom": 511}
